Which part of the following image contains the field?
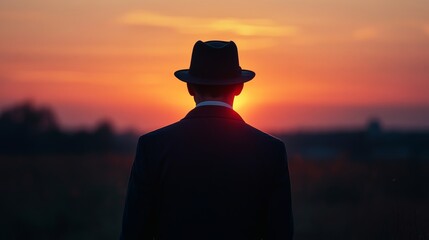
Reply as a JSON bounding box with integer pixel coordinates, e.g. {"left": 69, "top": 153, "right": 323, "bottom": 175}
{"left": 2, "top": 153, "right": 427, "bottom": 240}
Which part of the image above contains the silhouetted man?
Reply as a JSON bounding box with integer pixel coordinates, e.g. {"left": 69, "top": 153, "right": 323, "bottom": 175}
{"left": 120, "top": 40, "right": 293, "bottom": 240}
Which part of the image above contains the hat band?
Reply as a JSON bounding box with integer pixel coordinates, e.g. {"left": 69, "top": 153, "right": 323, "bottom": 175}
{"left": 188, "top": 66, "right": 242, "bottom": 79}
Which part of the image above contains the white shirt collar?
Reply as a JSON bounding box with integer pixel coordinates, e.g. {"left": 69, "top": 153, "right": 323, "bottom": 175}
{"left": 196, "top": 101, "right": 232, "bottom": 109}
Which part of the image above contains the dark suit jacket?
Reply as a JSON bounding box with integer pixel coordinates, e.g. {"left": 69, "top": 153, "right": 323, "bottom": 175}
{"left": 120, "top": 106, "right": 293, "bottom": 240}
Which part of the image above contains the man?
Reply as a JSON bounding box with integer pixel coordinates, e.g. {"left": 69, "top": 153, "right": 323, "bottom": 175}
{"left": 120, "top": 40, "right": 293, "bottom": 240}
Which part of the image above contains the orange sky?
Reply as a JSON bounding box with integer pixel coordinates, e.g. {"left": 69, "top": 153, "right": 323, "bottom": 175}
{"left": 1, "top": 0, "right": 429, "bottom": 132}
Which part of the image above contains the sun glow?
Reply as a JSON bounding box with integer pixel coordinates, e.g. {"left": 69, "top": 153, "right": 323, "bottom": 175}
{"left": 1, "top": 1, "right": 428, "bottom": 131}
{"left": 233, "top": 95, "right": 245, "bottom": 112}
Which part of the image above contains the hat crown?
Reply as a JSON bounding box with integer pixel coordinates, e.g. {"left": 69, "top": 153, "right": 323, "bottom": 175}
{"left": 188, "top": 40, "right": 242, "bottom": 80}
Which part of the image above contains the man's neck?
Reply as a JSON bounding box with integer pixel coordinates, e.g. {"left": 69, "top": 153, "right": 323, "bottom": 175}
{"left": 194, "top": 96, "right": 234, "bottom": 107}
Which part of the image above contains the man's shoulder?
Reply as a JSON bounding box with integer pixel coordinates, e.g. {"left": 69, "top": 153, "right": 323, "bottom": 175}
{"left": 138, "top": 121, "right": 182, "bottom": 141}
{"left": 243, "top": 123, "right": 285, "bottom": 147}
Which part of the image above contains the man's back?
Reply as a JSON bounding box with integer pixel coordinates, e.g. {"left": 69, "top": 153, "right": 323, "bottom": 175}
{"left": 120, "top": 106, "right": 293, "bottom": 240}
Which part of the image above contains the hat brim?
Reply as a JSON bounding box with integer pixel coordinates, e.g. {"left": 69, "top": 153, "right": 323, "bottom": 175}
{"left": 174, "top": 69, "right": 255, "bottom": 85}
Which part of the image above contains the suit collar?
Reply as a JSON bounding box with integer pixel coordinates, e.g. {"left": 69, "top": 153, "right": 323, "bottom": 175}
{"left": 182, "top": 106, "right": 244, "bottom": 122}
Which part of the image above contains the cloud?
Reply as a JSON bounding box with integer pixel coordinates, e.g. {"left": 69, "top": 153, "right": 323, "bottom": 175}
{"left": 118, "top": 11, "right": 296, "bottom": 37}
{"left": 0, "top": 10, "right": 45, "bottom": 21}
{"left": 423, "top": 24, "right": 429, "bottom": 37}
{"left": 352, "top": 27, "right": 379, "bottom": 41}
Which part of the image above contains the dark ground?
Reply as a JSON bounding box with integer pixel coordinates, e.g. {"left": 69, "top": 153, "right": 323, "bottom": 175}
{"left": 1, "top": 154, "right": 428, "bottom": 240}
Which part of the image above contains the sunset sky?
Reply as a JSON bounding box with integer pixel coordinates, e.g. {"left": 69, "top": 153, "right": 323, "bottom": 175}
{"left": 1, "top": 0, "right": 429, "bottom": 132}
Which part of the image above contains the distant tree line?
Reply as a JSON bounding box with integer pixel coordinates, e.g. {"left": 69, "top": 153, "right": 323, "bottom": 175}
{"left": 2, "top": 101, "right": 428, "bottom": 158}
{"left": 0, "top": 102, "right": 138, "bottom": 154}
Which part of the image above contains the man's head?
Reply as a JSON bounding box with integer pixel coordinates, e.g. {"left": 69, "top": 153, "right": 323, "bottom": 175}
{"left": 174, "top": 40, "right": 254, "bottom": 106}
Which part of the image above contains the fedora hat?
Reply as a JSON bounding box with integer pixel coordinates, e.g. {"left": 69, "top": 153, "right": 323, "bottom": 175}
{"left": 174, "top": 40, "right": 255, "bottom": 85}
